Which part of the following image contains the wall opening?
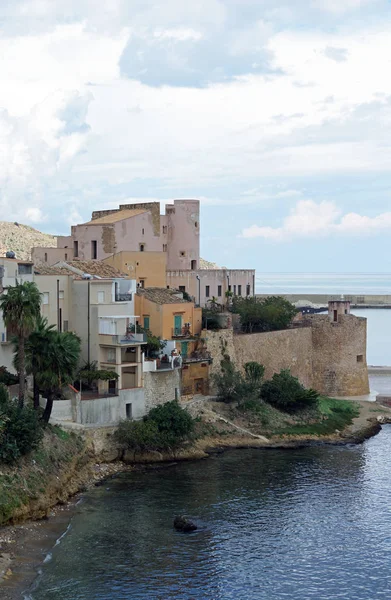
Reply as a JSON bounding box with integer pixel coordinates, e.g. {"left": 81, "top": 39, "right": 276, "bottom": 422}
{"left": 74, "top": 241, "right": 79, "bottom": 258}
{"left": 191, "top": 260, "right": 197, "bottom": 270}
{"left": 357, "top": 355, "right": 364, "bottom": 363}
{"left": 139, "top": 244, "right": 145, "bottom": 252}
{"left": 44, "top": 253, "right": 48, "bottom": 262}
{"left": 333, "top": 310, "right": 338, "bottom": 323}
{"left": 91, "top": 240, "right": 97, "bottom": 259}
{"left": 126, "top": 403, "right": 132, "bottom": 419}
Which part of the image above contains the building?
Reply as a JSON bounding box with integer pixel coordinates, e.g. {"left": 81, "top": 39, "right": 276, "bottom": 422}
{"left": 135, "top": 287, "right": 202, "bottom": 341}
{"left": 32, "top": 199, "right": 255, "bottom": 306}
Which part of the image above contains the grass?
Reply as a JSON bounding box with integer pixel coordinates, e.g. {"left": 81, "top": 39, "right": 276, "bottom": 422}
{"left": 270, "top": 397, "right": 360, "bottom": 438}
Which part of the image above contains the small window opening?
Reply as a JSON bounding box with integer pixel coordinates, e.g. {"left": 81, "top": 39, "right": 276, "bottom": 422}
{"left": 44, "top": 253, "right": 48, "bottom": 262}
{"left": 91, "top": 240, "right": 97, "bottom": 260}
{"left": 180, "top": 250, "right": 186, "bottom": 257}
{"left": 142, "top": 228, "right": 145, "bottom": 235}
{"left": 74, "top": 241, "right": 79, "bottom": 258}
{"left": 140, "top": 244, "right": 145, "bottom": 252}
{"left": 65, "top": 253, "right": 68, "bottom": 261}
{"left": 333, "top": 310, "right": 338, "bottom": 323}
{"left": 357, "top": 355, "right": 364, "bottom": 363}
{"left": 191, "top": 260, "right": 197, "bottom": 270}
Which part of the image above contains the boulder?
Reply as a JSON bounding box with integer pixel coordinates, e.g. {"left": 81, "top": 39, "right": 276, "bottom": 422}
{"left": 173, "top": 515, "right": 197, "bottom": 533}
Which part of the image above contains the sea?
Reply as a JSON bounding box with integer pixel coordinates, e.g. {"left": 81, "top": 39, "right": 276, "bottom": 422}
{"left": 255, "top": 273, "right": 391, "bottom": 367}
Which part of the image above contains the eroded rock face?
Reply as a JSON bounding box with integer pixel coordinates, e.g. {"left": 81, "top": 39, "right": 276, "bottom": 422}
{"left": 173, "top": 516, "right": 197, "bottom": 533}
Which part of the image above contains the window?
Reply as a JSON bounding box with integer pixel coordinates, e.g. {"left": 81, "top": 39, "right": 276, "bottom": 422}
{"left": 126, "top": 403, "right": 132, "bottom": 419}
{"left": 91, "top": 240, "right": 97, "bottom": 259}
{"left": 246, "top": 284, "right": 251, "bottom": 296}
{"left": 205, "top": 285, "right": 210, "bottom": 298}
{"left": 144, "top": 316, "right": 150, "bottom": 330}
{"left": 195, "top": 221, "right": 198, "bottom": 228}
{"left": 163, "top": 244, "right": 167, "bottom": 252}
{"left": 59, "top": 290, "right": 64, "bottom": 299}
{"left": 42, "top": 292, "right": 49, "bottom": 305}
{"left": 357, "top": 355, "right": 364, "bottom": 363}
{"left": 191, "top": 260, "right": 197, "bottom": 270}
{"left": 233, "top": 285, "right": 236, "bottom": 295}
{"left": 142, "top": 228, "right": 145, "bottom": 235}
{"left": 179, "top": 285, "right": 186, "bottom": 292}
{"left": 65, "top": 253, "right": 68, "bottom": 261}
{"left": 238, "top": 285, "right": 242, "bottom": 296}
{"left": 98, "top": 291, "right": 105, "bottom": 303}
{"left": 107, "top": 348, "right": 116, "bottom": 363}
{"left": 139, "top": 244, "right": 145, "bottom": 252}
{"left": 218, "top": 285, "right": 222, "bottom": 297}
{"left": 44, "top": 253, "right": 48, "bottom": 263}
{"left": 74, "top": 241, "right": 78, "bottom": 257}
{"left": 18, "top": 264, "right": 32, "bottom": 275}
{"left": 162, "top": 225, "right": 167, "bottom": 234}
{"left": 63, "top": 320, "right": 69, "bottom": 332}
{"left": 333, "top": 310, "right": 338, "bottom": 323}
{"left": 228, "top": 285, "right": 232, "bottom": 292}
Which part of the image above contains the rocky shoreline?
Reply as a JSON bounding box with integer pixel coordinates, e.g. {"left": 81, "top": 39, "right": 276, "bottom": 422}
{"left": 1, "top": 402, "right": 391, "bottom": 599}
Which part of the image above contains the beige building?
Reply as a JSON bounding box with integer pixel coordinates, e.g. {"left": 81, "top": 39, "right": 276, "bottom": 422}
{"left": 103, "top": 251, "right": 167, "bottom": 288}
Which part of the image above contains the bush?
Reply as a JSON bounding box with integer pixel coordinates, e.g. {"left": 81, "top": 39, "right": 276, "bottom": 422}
{"left": 0, "top": 385, "right": 43, "bottom": 464}
{"left": 0, "top": 366, "right": 18, "bottom": 386}
{"left": 114, "top": 400, "right": 194, "bottom": 453}
{"left": 261, "top": 369, "right": 319, "bottom": 413}
{"left": 231, "top": 296, "right": 297, "bottom": 333}
{"left": 212, "top": 358, "right": 265, "bottom": 404}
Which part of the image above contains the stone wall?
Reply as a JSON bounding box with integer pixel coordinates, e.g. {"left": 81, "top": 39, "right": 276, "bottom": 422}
{"left": 143, "top": 369, "right": 181, "bottom": 412}
{"left": 234, "top": 328, "right": 313, "bottom": 389}
{"left": 204, "top": 316, "right": 369, "bottom": 397}
{"left": 310, "top": 314, "right": 369, "bottom": 396}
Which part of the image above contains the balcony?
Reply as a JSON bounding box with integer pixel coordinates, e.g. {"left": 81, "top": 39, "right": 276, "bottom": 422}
{"left": 115, "top": 293, "right": 132, "bottom": 302}
{"left": 172, "top": 326, "right": 194, "bottom": 339}
{"left": 99, "top": 332, "right": 146, "bottom": 345}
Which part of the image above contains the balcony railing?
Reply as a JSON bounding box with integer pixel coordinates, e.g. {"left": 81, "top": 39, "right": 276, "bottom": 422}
{"left": 172, "top": 327, "right": 193, "bottom": 339}
{"left": 115, "top": 293, "right": 133, "bottom": 302}
{"left": 100, "top": 332, "right": 146, "bottom": 344}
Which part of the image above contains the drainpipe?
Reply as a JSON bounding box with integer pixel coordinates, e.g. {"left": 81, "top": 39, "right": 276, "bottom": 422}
{"left": 57, "top": 279, "right": 60, "bottom": 331}
{"left": 87, "top": 280, "right": 90, "bottom": 364}
{"left": 253, "top": 273, "right": 255, "bottom": 297}
{"left": 196, "top": 275, "right": 201, "bottom": 307}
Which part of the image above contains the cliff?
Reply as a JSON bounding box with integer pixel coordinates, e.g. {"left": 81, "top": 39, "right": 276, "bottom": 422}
{"left": 0, "top": 222, "right": 56, "bottom": 261}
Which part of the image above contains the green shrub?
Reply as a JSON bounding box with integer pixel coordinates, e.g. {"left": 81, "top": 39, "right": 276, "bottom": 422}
{"left": 0, "top": 388, "right": 43, "bottom": 464}
{"left": 114, "top": 400, "right": 195, "bottom": 453}
{"left": 0, "top": 366, "right": 18, "bottom": 386}
{"left": 261, "top": 369, "right": 319, "bottom": 413}
{"left": 212, "top": 358, "right": 265, "bottom": 404}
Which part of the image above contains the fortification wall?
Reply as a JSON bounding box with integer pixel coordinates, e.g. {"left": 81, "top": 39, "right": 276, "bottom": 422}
{"left": 310, "top": 315, "right": 369, "bottom": 397}
{"left": 233, "top": 329, "right": 313, "bottom": 389}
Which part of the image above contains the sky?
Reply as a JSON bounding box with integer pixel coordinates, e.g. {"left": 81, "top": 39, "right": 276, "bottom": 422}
{"left": 1, "top": 0, "right": 391, "bottom": 273}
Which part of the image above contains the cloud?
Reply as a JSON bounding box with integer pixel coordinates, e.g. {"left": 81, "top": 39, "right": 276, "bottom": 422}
{"left": 241, "top": 200, "right": 391, "bottom": 240}
{"left": 323, "top": 46, "right": 348, "bottom": 62}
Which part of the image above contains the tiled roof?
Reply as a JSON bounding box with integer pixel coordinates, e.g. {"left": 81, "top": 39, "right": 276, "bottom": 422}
{"left": 137, "top": 287, "right": 190, "bottom": 305}
{"left": 81, "top": 209, "right": 147, "bottom": 226}
{"left": 35, "top": 261, "right": 126, "bottom": 278}
{"left": 34, "top": 264, "right": 73, "bottom": 276}
{"left": 65, "top": 261, "right": 126, "bottom": 278}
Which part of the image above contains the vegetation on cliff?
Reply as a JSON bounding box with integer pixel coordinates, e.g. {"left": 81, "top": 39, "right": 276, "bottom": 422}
{"left": 115, "top": 400, "right": 195, "bottom": 454}
{"left": 231, "top": 295, "right": 297, "bottom": 333}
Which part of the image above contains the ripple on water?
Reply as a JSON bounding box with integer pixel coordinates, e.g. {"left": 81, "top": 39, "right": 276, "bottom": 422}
{"left": 29, "top": 426, "right": 391, "bottom": 600}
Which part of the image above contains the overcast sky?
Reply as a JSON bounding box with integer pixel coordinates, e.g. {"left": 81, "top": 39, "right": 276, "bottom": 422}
{"left": 1, "top": 0, "right": 391, "bottom": 272}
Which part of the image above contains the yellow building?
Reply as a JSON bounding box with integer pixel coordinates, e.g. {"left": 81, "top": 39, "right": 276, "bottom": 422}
{"left": 135, "top": 288, "right": 202, "bottom": 341}
{"left": 103, "top": 251, "right": 167, "bottom": 288}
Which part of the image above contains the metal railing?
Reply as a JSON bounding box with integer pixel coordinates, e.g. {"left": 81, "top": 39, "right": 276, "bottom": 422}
{"left": 100, "top": 332, "right": 147, "bottom": 344}
{"left": 172, "top": 327, "right": 193, "bottom": 339}
{"left": 115, "top": 293, "right": 133, "bottom": 302}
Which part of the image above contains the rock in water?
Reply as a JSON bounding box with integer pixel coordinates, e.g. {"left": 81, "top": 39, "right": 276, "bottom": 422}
{"left": 174, "top": 516, "right": 197, "bottom": 532}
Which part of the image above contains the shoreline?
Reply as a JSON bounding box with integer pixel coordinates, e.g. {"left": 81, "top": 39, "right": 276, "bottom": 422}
{"left": 1, "top": 402, "right": 391, "bottom": 599}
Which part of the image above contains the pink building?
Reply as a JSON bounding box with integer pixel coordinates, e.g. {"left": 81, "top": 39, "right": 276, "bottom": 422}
{"left": 32, "top": 199, "right": 255, "bottom": 306}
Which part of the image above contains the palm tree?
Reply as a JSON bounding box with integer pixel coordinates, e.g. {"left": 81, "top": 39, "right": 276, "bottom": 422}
{"left": 37, "top": 331, "right": 81, "bottom": 423}
{"left": 0, "top": 282, "right": 41, "bottom": 407}
{"left": 14, "top": 316, "right": 56, "bottom": 409}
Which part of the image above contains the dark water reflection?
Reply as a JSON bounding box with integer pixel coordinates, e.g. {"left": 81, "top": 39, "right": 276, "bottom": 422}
{"left": 29, "top": 426, "right": 391, "bottom": 600}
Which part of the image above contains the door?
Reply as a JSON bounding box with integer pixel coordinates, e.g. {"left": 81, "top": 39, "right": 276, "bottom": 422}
{"left": 181, "top": 342, "right": 189, "bottom": 358}
{"left": 174, "top": 315, "right": 182, "bottom": 336}
{"left": 143, "top": 316, "right": 150, "bottom": 330}
{"left": 195, "top": 378, "right": 204, "bottom": 395}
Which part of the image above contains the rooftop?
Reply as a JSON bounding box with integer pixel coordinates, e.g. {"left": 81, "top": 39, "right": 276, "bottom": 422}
{"left": 137, "top": 287, "right": 190, "bottom": 305}
{"left": 80, "top": 208, "right": 147, "bottom": 226}
{"left": 35, "top": 260, "right": 127, "bottom": 279}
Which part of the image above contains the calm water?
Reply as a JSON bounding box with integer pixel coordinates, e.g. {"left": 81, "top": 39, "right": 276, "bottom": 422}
{"left": 29, "top": 426, "right": 391, "bottom": 600}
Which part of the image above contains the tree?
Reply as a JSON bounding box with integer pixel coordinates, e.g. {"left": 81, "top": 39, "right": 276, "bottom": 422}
{"left": 231, "top": 296, "right": 297, "bottom": 333}
{"left": 0, "top": 282, "right": 41, "bottom": 407}
{"left": 261, "top": 369, "right": 318, "bottom": 412}
{"left": 36, "top": 331, "right": 81, "bottom": 423}
{"left": 14, "top": 316, "right": 56, "bottom": 409}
